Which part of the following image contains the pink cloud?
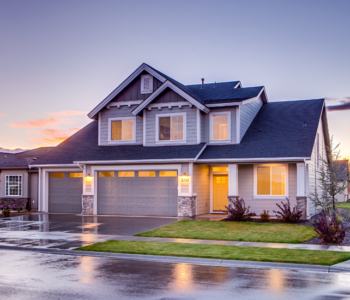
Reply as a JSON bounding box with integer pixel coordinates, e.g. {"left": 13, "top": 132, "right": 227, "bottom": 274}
{"left": 30, "top": 127, "right": 81, "bottom": 145}
{"left": 10, "top": 118, "right": 70, "bottom": 128}
{"left": 48, "top": 111, "right": 87, "bottom": 117}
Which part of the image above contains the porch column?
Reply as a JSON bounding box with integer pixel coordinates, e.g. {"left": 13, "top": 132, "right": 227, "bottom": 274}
{"left": 227, "top": 164, "right": 239, "bottom": 214}
{"left": 296, "top": 163, "right": 307, "bottom": 219}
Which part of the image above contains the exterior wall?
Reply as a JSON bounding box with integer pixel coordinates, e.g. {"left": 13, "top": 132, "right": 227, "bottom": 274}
{"left": 307, "top": 117, "right": 327, "bottom": 216}
{"left": 99, "top": 106, "right": 143, "bottom": 145}
{"left": 153, "top": 88, "right": 186, "bottom": 103}
{"left": 335, "top": 181, "right": 349, "bottom": 202}
{"left": 240, "top": 97, "right": 263, "bottom": 141}
{"left": 201, "top": 106, "right": 237, "bottom": 143}
{"left": 30, "top": 172, "right": 39, "bottom": 209}
{"left": 0, "top": 169, "right": 29, "bottom": 198}
{"left": 237, "top": 163, "right": 297, "bottom": 215}
{"left": 193, "top": 164, "right": 210, "bottom": 215}
{"left": 145, "top": 106, "right": 198, "bottom": 146}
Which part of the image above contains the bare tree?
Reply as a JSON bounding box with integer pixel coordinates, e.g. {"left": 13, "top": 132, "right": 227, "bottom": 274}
{"left": 309, "top": 137, "right": 349, "bottom": 211}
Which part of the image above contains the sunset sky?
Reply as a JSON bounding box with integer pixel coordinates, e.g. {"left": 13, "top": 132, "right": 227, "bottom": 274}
{"left": 0, "top": 0, "right": 349, "bottom": 157}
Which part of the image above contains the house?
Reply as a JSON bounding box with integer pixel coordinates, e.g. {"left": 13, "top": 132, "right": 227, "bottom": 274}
{"left": 0, "top": 147, "right": 53, "bottom": 210}
{"left": 29, "top": 63, "right": 330, "bottom": 219}
{"left": 335, "top": 160, "right": 349, "bottom": 202}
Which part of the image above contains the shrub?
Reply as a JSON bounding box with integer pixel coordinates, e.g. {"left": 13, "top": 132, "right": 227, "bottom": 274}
{"left": 16, "top": 206, "right": 22, "bottom": 213}
{"left": 313, "top": 210, "right": 345, "bottom": 244}
{"left": 260, "top": 210, "right": 270, "bottom": 222}
{"left": 273, "top": 198, "right": 303, "bottom": 223}
{"left": 2, "top": 207, "right": 10, "bottom": 218}
{"left": 225, "top": 197, "right": 256, "bottom": 221}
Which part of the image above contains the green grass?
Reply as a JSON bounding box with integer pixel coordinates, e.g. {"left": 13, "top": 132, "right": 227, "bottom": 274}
{"left": 75, "top": 240, "right": 350, "bottom": 266}
{"left": 336, "top": 202, "right": 350, "bottom": 209}
{"left": 135, "top": 220, "right": 318, "bottom": 244}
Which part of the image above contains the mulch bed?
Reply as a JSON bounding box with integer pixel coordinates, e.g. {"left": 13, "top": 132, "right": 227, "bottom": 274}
{"left": 0, "top": 209, "right": 38, "bottom": 219}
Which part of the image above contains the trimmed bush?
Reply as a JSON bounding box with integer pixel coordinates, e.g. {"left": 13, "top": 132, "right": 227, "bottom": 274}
{"left": 260, "top": 210, "right": 270, "bottom": 222}
{"left": 313, "top": 210, "right": 345, "bottom": 244}
{"left": 225, "top": 197, "right": 256, "bottom": 221}
{"left": 273, "top": 198, "right": 303, "bottom": 223}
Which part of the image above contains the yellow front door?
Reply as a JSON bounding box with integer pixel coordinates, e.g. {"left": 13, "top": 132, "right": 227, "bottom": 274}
{"left": 213, "top": 175, "right": 228, "bottom": 211}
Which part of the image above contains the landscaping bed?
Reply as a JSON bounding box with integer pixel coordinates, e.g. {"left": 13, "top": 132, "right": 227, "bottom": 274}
{"left": 75, "top": 240, "right": 350, "bottom": 266}
{"left": 135, "top": 220, "right": 317, "bottom": 244}
{"left": 0, "top": 209, "right": 38, "bottom": 218}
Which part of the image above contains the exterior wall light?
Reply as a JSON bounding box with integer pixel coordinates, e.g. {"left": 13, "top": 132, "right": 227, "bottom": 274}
{"left": 86, "top": 174, "right": 93, "bottom": 182}
{"left": 180, "top": 172, "right": 190, "bottom": 183}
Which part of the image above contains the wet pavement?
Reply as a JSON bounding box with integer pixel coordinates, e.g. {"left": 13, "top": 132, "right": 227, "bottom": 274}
{"left": 1, "top": 249, "right": 350, "bottom": 300}
{"left": 0, "top": 213, "right": 177, "bottom": 249}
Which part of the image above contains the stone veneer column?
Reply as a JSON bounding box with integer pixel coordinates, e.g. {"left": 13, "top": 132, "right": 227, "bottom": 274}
{"left": 82, "top": 195, "right": 94, "bottom": 215}
{"left": 178, "top": 196, "right": 197, "bottom": 217}
{"left": 296, "top": 197, "right": 307, "bottom": 220}
{"left": 227, "top": 196, "right": 239, "bottom": 218}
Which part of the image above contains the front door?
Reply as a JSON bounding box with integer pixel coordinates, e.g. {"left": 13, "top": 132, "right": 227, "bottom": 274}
{"left": 213, "top": 175, "right": 228, "bottom": 211}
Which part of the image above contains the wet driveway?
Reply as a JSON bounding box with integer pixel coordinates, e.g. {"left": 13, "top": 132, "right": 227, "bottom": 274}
{"left": 1, "top": 249, "right": 350, "bottom": 300}
{"left": 0, "top": 213, "right": 177, "bottom": 249}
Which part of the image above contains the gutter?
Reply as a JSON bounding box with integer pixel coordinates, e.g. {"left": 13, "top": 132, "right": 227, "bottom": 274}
{"left": 196, "top": 157, "right": 311, "bottom": 163}
{"left": 73, "top": 159, "right": 195, "bottom": 165}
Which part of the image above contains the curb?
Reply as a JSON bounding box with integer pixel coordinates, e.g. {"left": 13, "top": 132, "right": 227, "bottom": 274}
{"left": 0, "top": 244, "right": 348, "bottom": 273}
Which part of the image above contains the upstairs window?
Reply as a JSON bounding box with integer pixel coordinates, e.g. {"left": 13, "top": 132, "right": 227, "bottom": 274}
{"left": 210, "top": 112, "right": 230, "bottom": 141}
{"left": 5, "top": 175, "right": 22, "bottom": 196}
{"left": 141, "top": 74, "right": 153, "bottom": 94}
{"left": 109, "top": 117, "right": 135, "bottom": 142}
{"left": 157, "top": 113, "right": 185, "bottom": 142}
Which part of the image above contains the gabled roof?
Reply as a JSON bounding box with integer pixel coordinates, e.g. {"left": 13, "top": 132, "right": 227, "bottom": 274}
{"left": 198, "top": 99, "right": 325, "bottom": 161}
{"left": 335, "top": 160, "right": 349, "bottom": 181}
{"left": 16, "top": 147, "right": 53, "bottom": 158}
{"left": 0, "top": 152, "right": 17, "bottom": 165}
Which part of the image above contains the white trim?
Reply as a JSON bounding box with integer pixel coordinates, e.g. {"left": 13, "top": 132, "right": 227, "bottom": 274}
{"left": 194, "top": 143, "right": 207, "bottom": 162}
{"left": 143, "top": 108, "right": 146, "bottom": 146}
{"left": 209, "top": 111, "right": 231, "bottom": 143}
{"left": 38, "top": 168, "right": 42, "bottom": 211}
{"left": 197, "top": 108, "right": 201, "bottom": 144}
{"left": 108, "top": 100, "right": 143, "bottom": 108}
{"left": 236, "top": 106, "right": 240, "bottom": 143}
{"left": 253, "top": 164, "right": 289, "bottom": 198}
{"left": 98, "top": 112, "right": 101, "bottom": 146}
{"left": 132, "top": 81, "right": 210, "bottom": 115}
{"left": 31, "top": 164, "right": 78, "bottom": 168}
{"left": 206, "top": 102, "right": 240, "bottom": 108}
{"left": 234, "top": 82, "right": 242, "bottom": 88}
{"left": 147, "top": 101, "right": 192, "bottom": 110}
{"left": 228, "top": 164, "right": 238, "bottom": 196}
{"left": 74, "top": 159, "right": 194, "bottom": 164}
{"left": 5, "top": 174, "right": 23, "bottom": 197}
{"left": 189, "top": 162, "right": 193, "bottom": 196}
{"left": 88, "top": 63, "right": 166, "bottom": 119}
{"left": 155, "top": 112, "right": 186, "bottom": 144}
{"left": 108, "top": 116, "right": 136, "bottom": 144}
{"left": 297, "top": 162, "right": 306, "bottom": 197}
{"left": 196, "top": 157, "right": 310, "bottom": 163}
{"left": 141, "top": 74, "right": 154, "bottom": 94}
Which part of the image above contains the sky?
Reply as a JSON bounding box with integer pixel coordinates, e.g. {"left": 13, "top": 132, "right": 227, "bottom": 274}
{"left": 0, "top": 0, "right": 349, "bottom": 157}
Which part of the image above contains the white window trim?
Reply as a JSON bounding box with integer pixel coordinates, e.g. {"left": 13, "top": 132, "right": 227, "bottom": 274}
{"left": 209, "top": 111, "right": 231, "bottom": 143}
{"left": 253, "top": 164, "right": 289, "bottom": 198}
{"left": 155, "top": 112, "right": 187, "bottom": 144}
{"left": 141, "top": 74, "right": 153, "bottom": 94}
{"left": 5, "top": 175, "right": 23, "bottom": 197}
{"left": 108, "top": 117, "right": 136, "bottom": 144}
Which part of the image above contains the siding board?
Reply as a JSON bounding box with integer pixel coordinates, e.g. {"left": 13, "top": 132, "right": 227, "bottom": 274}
{"left": 240, "top": 97, "right": 263, "bottom": 140}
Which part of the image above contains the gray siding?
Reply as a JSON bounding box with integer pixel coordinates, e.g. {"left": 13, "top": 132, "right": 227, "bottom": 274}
{"left": 153, "top": 88, "right": 186, "bottom": 103}
{"left": 240, "top": 97, "right": 263, "bottom": 140}
{"left": 193, "top": 164, "right": 210, "bottom": 215}
{"left": 100, "top": 106, "right": 143, "bottom": 145}
{"left": 238, "top": 163, "right": 297, "bottom": 215}
{"left": 145, "top": 106, "right": 198, "bottom": 146}
{"left": 112, "top": 73, "right": 162, "bottom": 102}
{"left": 0, "top": 169, "right": 29, "bottom": 198}
{"left": 30, "top": 173, "right": 39, "bottom": 209}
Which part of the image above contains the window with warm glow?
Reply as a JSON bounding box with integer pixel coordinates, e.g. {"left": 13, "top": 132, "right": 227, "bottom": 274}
{"left": 159, "top": 171, "right": 177, "bottom": 177}
{"left": 99, "top": 172, "right": 115, "bottom": 177}
{"left": 111, "top": 119, "right": 134, "bottom": 141}
{"left": 70, "top": 173, "right": 83, "bottom": 178}
{"left": 213, "top": 167, "right": 228, "bottom": 172}
{"left": 158, "top": 115, "right": 184, "bottom": 141}
{"left": 138, "top": 171, "right": 156, "bottom": 177}
{"left": 210, "top": 113, "right": 229, "bottom": 140}
{"left": 257, "top": 165, "right": 286, "bottom": 196}
{"left": 118, "top": 171, "right": 135, "bottom": 177}
{"left": 50, "top": 173, "right": 64, "bottom": 178}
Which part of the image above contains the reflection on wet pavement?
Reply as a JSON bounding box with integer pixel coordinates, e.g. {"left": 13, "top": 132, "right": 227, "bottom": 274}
{"left": 1, "top": 249, "right": 350, "bottom": 299}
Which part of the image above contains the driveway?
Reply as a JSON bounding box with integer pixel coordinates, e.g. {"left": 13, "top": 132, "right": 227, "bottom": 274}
{"left": 0, "top": 213, "right": 178, "bottom": 250}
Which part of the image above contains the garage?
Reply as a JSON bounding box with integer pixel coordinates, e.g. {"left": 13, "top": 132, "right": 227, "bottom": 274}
{"left": 97, "top": 170, "right": 178, "bottom": 216}
{"left": 49, "top": 172, "right": 83, "bottom": 213}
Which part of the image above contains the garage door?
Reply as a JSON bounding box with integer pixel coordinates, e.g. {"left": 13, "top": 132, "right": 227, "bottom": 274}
{"left": 97, "top": 170, "right": 178, "bottom": 216}
{"left": 49, "top": 172, "right": 83, "bottom": 213}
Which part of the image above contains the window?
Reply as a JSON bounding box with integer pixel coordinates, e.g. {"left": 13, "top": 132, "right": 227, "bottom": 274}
{"left": 159, "top": 171, "right": 177, "bottom": 177}
{"left": 70, "top": 173, "right": 83, "bottom": 178}
{"left": 99, "top": 172, "right": 115, "bottom": 177}
{"left": 210, "top": 112, "right": 230, "bottom": 141}
{"left": 138, "top": 171, "right": 155, "bottom": 177}
{"left": 109, "top": 117, "right": 135, "bottom": 142}
{"left": 213, "top": 167, "right": 228, "bottom": 172}
{"left": 256, "top": 165, "right": 287, "bottom": 196}
{"left": 50, "top": 173, "right": 64, "bottom": 178}
{"left": 5, "top": 175, "right": 22, "bottom": 196}
{"left": 118, "top": 171, "right": 135, "bottom": 177}
{"left": 157, "top": 113, "right": 185, "bottom": 142}
{"left": 141, "top": 74, "right": 153, "bottom": 94}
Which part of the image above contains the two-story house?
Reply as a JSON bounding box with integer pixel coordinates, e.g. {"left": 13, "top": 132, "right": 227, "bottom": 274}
{"left": 30, "top": 63, "right": 330, "bottom": 219}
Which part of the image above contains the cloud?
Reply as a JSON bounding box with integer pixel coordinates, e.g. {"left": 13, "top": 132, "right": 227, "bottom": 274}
{"left": 30, "top": 127, "right": 81, "bottom": 145}
{"left": 10, "top": 118, "right": 68, "bottom": 128}
{"left": 48, "top": 111, "right": 87, "bottom": 117}
{"left": 0, "top": 147, "right": 27, "bottom": 153}
{"left": 326, "top": 97, "right": 350, "bottom": 112}
{"left": 0, "top": 113, "right": 7, "bottom": 117}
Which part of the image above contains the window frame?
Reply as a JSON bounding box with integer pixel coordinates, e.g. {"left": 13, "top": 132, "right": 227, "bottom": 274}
{"left": 253, "top": 164, "right": 289, "bottom": 198}
{"left": 141, "top": 74, "right": 153, "bottom": 94}
{"left": 209, "top": 111, "right": 231, "bottom": 143}
{"left": 155, "top": 112, "right": 186, "bottom": 144}
{"left": 5, "top": 175, "right": 23, "bottom": 196}
{"left": 108, "top": 117, "right": 136, "bottom": 144}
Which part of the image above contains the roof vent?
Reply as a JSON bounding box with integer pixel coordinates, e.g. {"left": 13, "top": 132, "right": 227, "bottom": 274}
{"left": 201, "top": 78, "right": 205, "bottom": 89}
{"left": 214, "top": 82, "right": 217, "bottom": 88}
{"left": 303, "top": 121, "right": 307, "bottom": 127}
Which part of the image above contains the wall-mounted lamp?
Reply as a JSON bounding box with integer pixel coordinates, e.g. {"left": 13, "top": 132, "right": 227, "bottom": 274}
{"left": 86, "top": 174, "right": 93, "bottom": 182}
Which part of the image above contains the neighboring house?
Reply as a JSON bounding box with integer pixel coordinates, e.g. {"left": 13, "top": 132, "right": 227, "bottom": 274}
{"left": 0, "top": 147, "right": 53, "bottom": 209}
{"left": 30, "top": 63, "right": 331, "bottom": 219}
{"left": 335, "top": 160, "right": 349, "bottom": 202}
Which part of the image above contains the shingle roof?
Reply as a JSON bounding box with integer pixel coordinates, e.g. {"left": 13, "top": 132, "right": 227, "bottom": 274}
{"left": 335, "top": 160, "right": 349, "bottom": 181}
{"left": 32, "top": 121, "right": 206, "bottom": 165}
{"left": 199, "top": 99, "right": 325, "bottom": 160}
{"left": 16, "top": 147, "right": 53, "bottom": 158}
{"left": 0, "top": 152, "right": 17, "bottom": 165}
{"left": 0, "top": 157, "right": 32, "bottom": 169}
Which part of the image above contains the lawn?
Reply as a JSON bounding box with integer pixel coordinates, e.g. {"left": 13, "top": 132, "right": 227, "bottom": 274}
{"left": 135, "top": 220, "right": 317, "bottom": 244}
{"left": 336, "top": 202, "right": 350, "bottom": 209}
{"left": 75, "top": 240, "right": 350, "bottom": 266}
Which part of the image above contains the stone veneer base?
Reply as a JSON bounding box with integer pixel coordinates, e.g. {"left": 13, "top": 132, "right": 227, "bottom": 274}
{"left": 82, "top": 195, "right": 94, "bottom": 215}
{"left": 0, "top": 198, "right": 28, "bottom": 209}
{"left": 178, "top": 196, "right": 197, "bottom": 217}
{"left": 296, "top": 197, "right": 307, "bottom": 220}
